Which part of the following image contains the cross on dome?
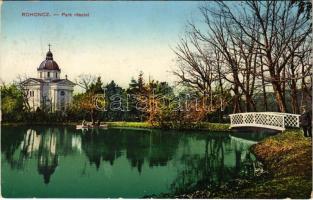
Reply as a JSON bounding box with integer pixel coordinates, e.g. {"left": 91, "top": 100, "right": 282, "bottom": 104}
{"left": 37, "top": 43, "right": 61, "bottom": 71}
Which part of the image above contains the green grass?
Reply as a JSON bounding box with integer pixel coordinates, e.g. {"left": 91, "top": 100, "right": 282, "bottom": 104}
{"left": 105, "top": 121, "right": 230, "bottom": 132}
{"left": 196, "top": 122, "right": 230, "bottom": 131}
{"left": 106, "top": 121, "right": 153, "bottom": 129}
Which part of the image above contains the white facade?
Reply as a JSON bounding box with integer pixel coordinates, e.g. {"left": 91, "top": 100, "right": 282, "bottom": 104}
{"left": 22, "top": 48, "right": 75, "bottom": 112}
{"left": 37, "top": 70, "right": 61, "bottom": 80}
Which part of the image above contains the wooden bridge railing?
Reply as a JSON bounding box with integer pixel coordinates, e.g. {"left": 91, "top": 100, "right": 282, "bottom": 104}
{"left": 229, "top": 112, "right": 300, "bottom": 131}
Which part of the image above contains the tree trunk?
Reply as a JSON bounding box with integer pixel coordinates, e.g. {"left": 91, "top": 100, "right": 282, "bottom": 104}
{"left": 290, "top": 63, "right": 299, "bottom": 114}
{"left": 290, "top": 79, "right": 299, "bottom": 114}
{"left": 232, "top": 86, "right": 242, "bottom": 113}
{"left": 245, "top": 94, "right": 256, "bottom": 112}
{"left": 260, "top": 63, "right": 268, "bottom": 111}
{"left": 90, "top": 110, "right": 95, "bottom": 125}
{"left": 272, "top": 82, "right": 287, "bottom": 112}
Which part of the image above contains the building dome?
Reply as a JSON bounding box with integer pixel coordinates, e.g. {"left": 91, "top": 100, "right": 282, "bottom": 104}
{"left": 38, "top": 50, "right": 61, "bottom": 71}
{"left": 46, "top": 51, "right": 53, "bottom": 60}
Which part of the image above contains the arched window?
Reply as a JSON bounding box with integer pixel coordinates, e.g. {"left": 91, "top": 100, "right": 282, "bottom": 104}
{"left": 60, "top": 91, "right": 65, "bottom": 96}
{"left": 47, "top": 72, "right": 50, "bottom": 78}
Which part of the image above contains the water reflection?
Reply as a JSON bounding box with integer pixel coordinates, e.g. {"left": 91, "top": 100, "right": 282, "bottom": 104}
{"left": 37, "top": 129, "right": 58, "bottom": 184}
{"left": 80, "top": 129, "right": 180, "bottom": 173}
{"left": 21, "top": 129, "right": 41, "bottom": 157}
{"left": 1, "top": 126, "right": 270, "bottom": 197}
{"left": 21, "top": 129, "right": 59, "bottom": 184}
{"left": 2, "top": 127, "right": 83, "bottom": 184}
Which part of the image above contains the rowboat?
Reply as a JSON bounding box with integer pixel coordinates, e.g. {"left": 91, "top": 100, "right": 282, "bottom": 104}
{"left": 76, "top": 123, "right": 108, "bottom": 130}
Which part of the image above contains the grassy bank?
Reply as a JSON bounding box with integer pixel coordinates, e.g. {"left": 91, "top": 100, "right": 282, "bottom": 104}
{"left": 247, "top": 129, "right": 312, "bottom": 198}
{"left": 106, "top": 121, "right": 230, "bottom": 132}
{"left": 176, "top": 129, "right": 312, "bottom": 198}
{"left": 106, "top": 121, "right": 153, "bottom": 129}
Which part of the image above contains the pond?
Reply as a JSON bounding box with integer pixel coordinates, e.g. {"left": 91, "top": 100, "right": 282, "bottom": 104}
{"left": 1, "top": 126, "right": 274, "bottom": 198}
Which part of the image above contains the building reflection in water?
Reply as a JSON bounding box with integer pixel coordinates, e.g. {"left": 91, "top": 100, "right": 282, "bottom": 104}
{"left": 37, "top": 129, "right": 58, "bottom": 184}
{"left": 71, "top": 134, "right": 82, "bottom": 153}
{"left": 4, "top": 127, "right": 83, "bottom": 184}
{"left": 20, "top": 129, "right": 41, "bottom": 158}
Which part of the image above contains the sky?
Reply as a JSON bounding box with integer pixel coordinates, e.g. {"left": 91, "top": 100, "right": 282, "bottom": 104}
{"left": 0, "top": 1, "right": 204, "bottom": 90}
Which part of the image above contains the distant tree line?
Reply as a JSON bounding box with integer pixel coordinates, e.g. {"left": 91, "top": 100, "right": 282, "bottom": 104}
{"left": 67, "top": 72, "right": 217, "bottom": 128}
{"left": 1, "top": 72, "right": 216, "bottom": 128}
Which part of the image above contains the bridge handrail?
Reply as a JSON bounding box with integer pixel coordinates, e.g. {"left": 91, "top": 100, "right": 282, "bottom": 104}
{"left": 229, "top": 112, "right": 300, "bottom": 116}
{"left": 229, "top": 112, "right": 300, "bottom": 131}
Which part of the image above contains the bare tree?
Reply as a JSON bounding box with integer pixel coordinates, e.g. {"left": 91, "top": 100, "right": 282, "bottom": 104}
{"left": 173, "top": 0, "right": 312, "bottom": 114}
{"left": 14, "top": 74, "right": 31, "bottom": 112}
{"left": 216, "top": 1, "right": 312, "bottom": 112}
{"left": 173, "top": 34, "right": 218, "bottom": 112}
{"left": 75, "top": 74, "right": 97, "bottom": 91}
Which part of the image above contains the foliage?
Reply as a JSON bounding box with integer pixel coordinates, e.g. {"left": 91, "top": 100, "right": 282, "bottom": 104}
{"left": 1, "top": 84, "right": 24, "bottom": 121}
{"left": 102, "top": 80, "right": 126, "bottom": 121}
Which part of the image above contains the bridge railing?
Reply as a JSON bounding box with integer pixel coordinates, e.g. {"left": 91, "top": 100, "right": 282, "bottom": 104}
{"left": 283, "top": 113, "right": 300, "bottom": 128}
{"left": 229, "top": 112, "right": 300, "bottom": 131}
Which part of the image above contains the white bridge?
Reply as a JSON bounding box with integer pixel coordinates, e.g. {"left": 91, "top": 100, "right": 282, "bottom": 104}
{"left": 229, "top": 112, "right": 300, "bottom": 131}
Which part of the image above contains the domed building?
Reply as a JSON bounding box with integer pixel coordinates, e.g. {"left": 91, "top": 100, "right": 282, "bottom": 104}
{"left": 22, "top": 45, "right": 75, "bottom": 112}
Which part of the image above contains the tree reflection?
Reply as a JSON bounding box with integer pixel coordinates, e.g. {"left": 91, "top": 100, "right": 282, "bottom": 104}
{"left": 80, "top": 129, "right": 180, "bottom": 173}
{"left": 1, "top": 126, "right": 26, "bottom": 169}
{"left": 125, "top": 132, "right": 149, "bottom": 173}
{"left": 148, "top": 131, "right": 180, "bottom": 167}
{"left": 81, "top": 129, "right": 124, "bottom": 170}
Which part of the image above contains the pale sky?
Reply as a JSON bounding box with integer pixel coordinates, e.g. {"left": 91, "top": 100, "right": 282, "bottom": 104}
{"left": 0, "top": 1, "right": 203, "bottom": 89}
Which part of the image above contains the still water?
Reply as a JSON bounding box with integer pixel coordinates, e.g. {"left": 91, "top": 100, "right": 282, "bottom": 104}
{"left": 1, "top": 126, "right": 273, "bottom": 198}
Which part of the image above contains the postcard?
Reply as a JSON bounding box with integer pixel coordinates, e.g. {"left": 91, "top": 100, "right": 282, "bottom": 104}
{"left": 0, "top": 1, "right": 312, "bottom": 199}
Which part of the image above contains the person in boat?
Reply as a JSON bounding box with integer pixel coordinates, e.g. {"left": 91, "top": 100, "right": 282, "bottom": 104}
{"left": 300, "top": 106, "right": 312, "bottom": 137}
{"left": 82, "top": 120, "right": 87, "bottom": 127}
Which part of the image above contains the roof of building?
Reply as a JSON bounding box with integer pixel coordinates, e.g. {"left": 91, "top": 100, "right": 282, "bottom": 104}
{"left": 22, "top": 78, "right": 76, "bottom": 86}
{"left": 38, "top": 50, "right": 61, "bottom": 71}
{"left": 21, "top": 78, "right": 44, "bottom": 84}
{"left": 51, "top": 79, "right": 76, "bottom": 85}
